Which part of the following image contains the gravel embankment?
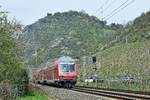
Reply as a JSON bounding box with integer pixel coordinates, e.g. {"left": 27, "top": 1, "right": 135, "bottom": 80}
{"left": 35, "top": 84, "right": 112, "bottom": 100}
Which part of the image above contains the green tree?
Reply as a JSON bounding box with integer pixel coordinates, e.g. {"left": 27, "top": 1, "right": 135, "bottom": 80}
{"left": 0, "top": 9, "right": 28, "bottom": 99}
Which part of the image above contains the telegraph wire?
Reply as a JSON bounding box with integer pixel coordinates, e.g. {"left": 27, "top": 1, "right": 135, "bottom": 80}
{"left": 102, "top": 0, "right": 135, "bottom": 20}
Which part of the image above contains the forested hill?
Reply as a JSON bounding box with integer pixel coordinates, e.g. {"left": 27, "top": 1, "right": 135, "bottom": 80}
{"left": 23, "top": 10, "right": 150, "bottom": 67}
{"left": 119, "top": 11, "right": 150, "bottom": 43}
{"left": 23, "top": 11, "right": 121, "bottom": 67}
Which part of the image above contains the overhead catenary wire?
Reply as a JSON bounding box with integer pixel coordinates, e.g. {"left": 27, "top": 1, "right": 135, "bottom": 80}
{"left": 96, "top": 0, "right": 117, "bottom": 19}
{"left": 102, "top": 0, "right": 129, "bottom": 19}
{"left": 102, "top": 0, "right": 130, "bottom": 20}
{"left": 93, "top": 0, "right": 110, "bottom": 15}
{"left": 101, "top": 0, "right": 117, "bottom": 13}
{"left": 102, "top": 0, "right": 135, "bottom": 20}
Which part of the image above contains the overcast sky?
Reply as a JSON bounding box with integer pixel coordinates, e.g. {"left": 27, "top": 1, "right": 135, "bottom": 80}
{"left": 0, "top": 0, "right": 150, "bottom": 25}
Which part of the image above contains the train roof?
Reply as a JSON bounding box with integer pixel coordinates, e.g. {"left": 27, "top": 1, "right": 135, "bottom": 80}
{"left": 46, "top": 56, "right": 75, "bottom": 67}
{"left": 55, "top": 56, "right": 75, "bottom": 63}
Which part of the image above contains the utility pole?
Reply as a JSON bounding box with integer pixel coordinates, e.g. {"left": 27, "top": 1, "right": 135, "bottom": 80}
{"left": 83, "top": 56, "right": 86, "bottom": 80}
{"left": 126, "top": 35, "right": 128, "bottom": 44}
{"left": 125, "top": 28, "right": 128, "bottom": 44}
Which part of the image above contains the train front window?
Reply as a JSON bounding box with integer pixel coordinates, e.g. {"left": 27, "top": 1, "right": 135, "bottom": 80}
{"left": 60, "top": 64, "right": 75, "bottom": 73}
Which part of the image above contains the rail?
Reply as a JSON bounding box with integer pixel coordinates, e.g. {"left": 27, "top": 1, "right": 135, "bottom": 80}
{"left": 71, "top": 86, "right": 150, "bottom": 99}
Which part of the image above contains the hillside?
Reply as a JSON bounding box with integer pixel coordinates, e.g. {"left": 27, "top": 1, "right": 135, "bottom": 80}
{"left": 79, "top": 41, "right": 150, "bottom": 81}
{"left": 23, "top": 11, "right": 120, "bottom": 67}
{"left": 78, "top": 11, "right": 150, "bottom": 81}
{"left": 118, "top": 11, "right": 150, "bottom": 43}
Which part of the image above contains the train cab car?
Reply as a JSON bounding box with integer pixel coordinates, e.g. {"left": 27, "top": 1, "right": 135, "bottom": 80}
{"left": 53, "top": 56, "right": 78, "bottom": 88}
{"left": 57, "top": 62, "right": 78, "bottom": 87}
{"left": 33, "top": 56, "right": 78, "bottom": 88}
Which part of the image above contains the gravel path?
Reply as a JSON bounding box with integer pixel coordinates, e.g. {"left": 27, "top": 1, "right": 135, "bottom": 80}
{"left": 36, "top": 84, "right": 112, "bottom": 100}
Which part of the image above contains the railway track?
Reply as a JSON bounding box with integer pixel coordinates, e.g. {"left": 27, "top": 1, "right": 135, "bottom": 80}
{"left": 71, "top": 86, "right": 150, "bottom": 99}
{"left": 33, "top": 83, "right": 109, "bottom": 100}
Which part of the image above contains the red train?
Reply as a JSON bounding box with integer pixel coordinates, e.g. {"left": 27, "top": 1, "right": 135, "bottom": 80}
{"left": 33, "top": 56, "right": 78, "bottom": 88}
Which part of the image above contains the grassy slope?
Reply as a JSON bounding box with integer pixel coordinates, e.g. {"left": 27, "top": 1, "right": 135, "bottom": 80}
{"left": 97, "top": 41, "right": 150, "bottom": 80}
{"left": 77, "top": 41, "right": 150, "bottom": 91}
{"left": 18, "top": 91, "right": 51, "bottom": 100}
{"left": 78, "top": 41, "right": 150, "bottom": 80}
